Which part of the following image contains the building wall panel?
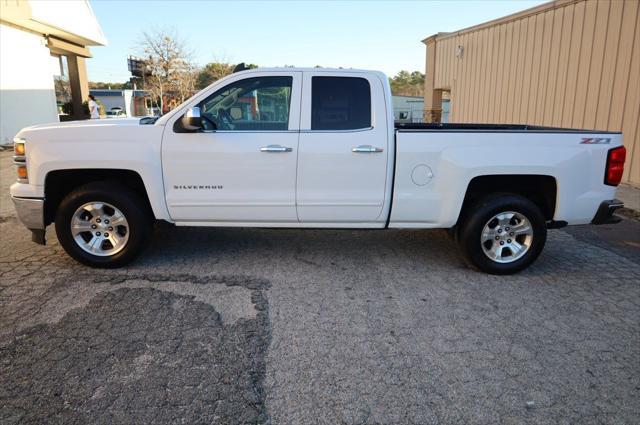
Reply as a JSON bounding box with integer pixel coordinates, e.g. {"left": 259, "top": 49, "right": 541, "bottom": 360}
{"left": 608, "top": 0, "right": 637, "bottom": 130}
{"left": 0, "top": 23, "right": 59, "bottom": 144}
{"left": 553, "top": 4, "right": 574, "bottom": 127}
{"left": 427, "top": 0, "right": 640, "bottom": 186}
{"left": 506, "top": 21, "right": 519, "bottom": 124}
{"left": 477, "top": 29, "right": 487, "bottom": 122}
{"left": 621, "top": 7, "right": 640, "bottom": 183}
{"left": 544, "top": 7, "right": 563, "bottom": 125}
{"left": 472, "top": 31, "right": 482, "bottom": 120}
{"left": 583, "top": 0, "right": 610, "bottom": 129}
{"left": 536, "top": 10, "right": 553, "bottom": 124}
{"left": 514, "top": 17, "right": 529, "bottom": 122}
{"left": 595, "top": 0, "right": 622, "bottom": 130}
{"left": 563, "top": 1, "right": 584, "bottom": 125}
{"left": 572, "top": 0, "right": 596, "bottom": 127}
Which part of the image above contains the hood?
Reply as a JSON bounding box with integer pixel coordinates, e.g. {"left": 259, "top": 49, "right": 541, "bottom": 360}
{"left": 22, "top": 118, "right": 147, "bottom": 132}
{"left": 15, "top": 117, "right": 161, "bottom": 144}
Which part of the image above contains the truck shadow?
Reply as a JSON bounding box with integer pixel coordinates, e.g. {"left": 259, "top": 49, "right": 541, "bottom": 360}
{"left": 141, "top": 223, "right": 462, "bottom": 270}
{"left": 134, "top": 223, "right": 637, "bottom": 280}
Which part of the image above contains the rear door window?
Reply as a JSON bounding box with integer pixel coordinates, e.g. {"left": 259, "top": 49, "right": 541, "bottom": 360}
{"left": 311, "top": 77, "right": 371, "bottom": 130}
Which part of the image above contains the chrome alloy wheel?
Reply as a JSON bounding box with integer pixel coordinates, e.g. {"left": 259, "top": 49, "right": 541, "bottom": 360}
{"left": 70, "top": 202, "right": 129, "bottom": 257}
{"left": 480, "top": 211, "right": 533, "bottom": 263}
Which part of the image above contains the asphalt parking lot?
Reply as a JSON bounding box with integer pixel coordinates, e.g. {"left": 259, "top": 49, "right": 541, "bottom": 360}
{"left": 1, "top": 150, "right": 639, "bottom": 424}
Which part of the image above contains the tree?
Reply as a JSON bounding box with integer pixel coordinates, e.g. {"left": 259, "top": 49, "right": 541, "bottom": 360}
{"left": 195, "top": 62, "right": 234, "bottom": 89}
{"left": 195, "top": 62, "right": 258, "bottom": 89}
{"left": 389, "top": 70, "right": 425, "bottom": 97}
{"left": 54, "top": 76, "right": 71, "bottom": 103}
{"left": 136, "top": 28, "right": 194, "bottom": 113}
{"left": 88, "top": 81, "right": 131, "bottom": 90}
{"left": 174, "top": 62, "right": 198, "bottom": 104}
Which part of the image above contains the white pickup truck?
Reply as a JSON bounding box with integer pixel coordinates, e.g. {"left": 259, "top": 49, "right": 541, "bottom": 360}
{"left": 11, "top": 68, "right": 626, "bottom": 274}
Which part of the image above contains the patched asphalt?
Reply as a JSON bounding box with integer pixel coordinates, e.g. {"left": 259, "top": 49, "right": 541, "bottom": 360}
{"left": 1, "top": 287, "right": 269, "bottom": 424}
{"left": 1, "top": 150, "right": 639, "bottom": 424}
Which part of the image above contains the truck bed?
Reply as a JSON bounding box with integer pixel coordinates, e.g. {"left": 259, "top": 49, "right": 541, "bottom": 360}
{"left": 395, "top": 123, "right": 620, "bottom": 134}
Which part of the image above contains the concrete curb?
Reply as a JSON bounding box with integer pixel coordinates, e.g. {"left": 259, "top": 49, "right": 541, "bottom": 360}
{"left": 616, "top": 184, "right": 640, "bottom": 214}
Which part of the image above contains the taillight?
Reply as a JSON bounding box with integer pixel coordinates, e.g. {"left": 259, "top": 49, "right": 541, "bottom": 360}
{"left": 604, "top": 146, "right": 626, "bottom": 186}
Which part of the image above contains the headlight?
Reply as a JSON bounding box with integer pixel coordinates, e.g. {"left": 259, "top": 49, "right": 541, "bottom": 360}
{"left": 13, "top": 137, "right": 27, "bottom": 183}
{"left": 14, "top": 139, "right": 25, "bottom": 156}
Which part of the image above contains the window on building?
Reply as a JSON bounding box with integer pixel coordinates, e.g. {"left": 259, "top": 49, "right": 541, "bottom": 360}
{"left": 51, "top": 55, "right": 71, "bottom": 116}
{"left": 200, "top": 76, "right": 292, "bottom": 131}
{"left": 311, "top": 77, "right": 371, "bottom": 130}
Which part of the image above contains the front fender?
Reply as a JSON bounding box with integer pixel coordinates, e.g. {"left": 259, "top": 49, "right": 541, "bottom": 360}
{"left": 15, "top": 124, "right": 172, "bottom": 221}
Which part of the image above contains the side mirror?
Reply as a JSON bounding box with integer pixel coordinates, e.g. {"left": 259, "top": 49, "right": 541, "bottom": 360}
{"left": 181, "top": 106, "right": 203, "bottom": 131}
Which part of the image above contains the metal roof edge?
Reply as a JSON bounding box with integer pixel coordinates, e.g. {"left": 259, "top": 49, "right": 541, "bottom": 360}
{"left": 422, "top": 0, "right": 580, "bottom": 43}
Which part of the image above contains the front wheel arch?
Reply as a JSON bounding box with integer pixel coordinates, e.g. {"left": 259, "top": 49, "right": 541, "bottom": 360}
{"left": 54, "top": 181, "right": 153, "bottom": 268}
{"left": 44, "top": 169, "right": 154, "bottom": 226}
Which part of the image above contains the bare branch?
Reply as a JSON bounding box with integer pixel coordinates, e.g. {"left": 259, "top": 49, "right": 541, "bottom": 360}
{"left": 133, "top": 27, "right": 196, "bottom": 113}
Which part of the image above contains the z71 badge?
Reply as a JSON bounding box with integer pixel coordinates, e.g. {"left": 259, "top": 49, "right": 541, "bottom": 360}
{"left": 580, "top": 137, "right": 611, "bottom": 144}
{"left": 173, "top": 185, "right": 223, "bottom": 190}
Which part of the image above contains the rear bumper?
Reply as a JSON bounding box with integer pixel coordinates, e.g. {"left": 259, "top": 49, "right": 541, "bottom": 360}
{"left": 591, "top": 199, "right": 624, "bottom": 225}
{"left": 11, "top": 196, "right": 46, "bottom": 244}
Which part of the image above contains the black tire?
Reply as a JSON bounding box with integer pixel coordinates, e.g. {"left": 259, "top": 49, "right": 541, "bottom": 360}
{"left": 458, "top": 194, "right": 547, "bottom": 275}
{"left": 446, "top": 225, "right": 459, "bottom": 242}
{"left": 55, "top": 181, "right": 152, "bottom": 268}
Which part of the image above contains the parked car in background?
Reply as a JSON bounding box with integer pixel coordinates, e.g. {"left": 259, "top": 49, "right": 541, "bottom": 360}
{"left": 105, "top": 107, "right": 126, "bottom": 118}
{"left": 10, "top": 68, "right": 625, "bottom": 274}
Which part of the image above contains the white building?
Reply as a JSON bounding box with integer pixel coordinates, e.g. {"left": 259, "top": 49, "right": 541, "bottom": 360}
{"left": 90, "top": 89, "right": 151, "bottom": 117}
{"left": 0, "top": 0, "right": 106, "bottom": 144}
{"left": 392, "top": 95, "right": 424, "bottom": 123}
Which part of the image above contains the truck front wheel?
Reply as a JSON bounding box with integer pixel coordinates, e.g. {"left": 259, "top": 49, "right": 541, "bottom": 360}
{"left": 458, "top": 194, "right": 547, "bottom": 274}
{"left": 55, "top": 182, "right": 152, "bottom": 268}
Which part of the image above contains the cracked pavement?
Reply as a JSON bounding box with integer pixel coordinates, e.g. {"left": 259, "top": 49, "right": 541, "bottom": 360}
{"left": 1, "top": 150, "right": 639, "bottom": 424}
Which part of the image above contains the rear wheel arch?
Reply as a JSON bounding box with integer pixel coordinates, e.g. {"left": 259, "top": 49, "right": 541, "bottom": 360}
{"left": 457, "top": 174, "right": 558, "bottom": 224}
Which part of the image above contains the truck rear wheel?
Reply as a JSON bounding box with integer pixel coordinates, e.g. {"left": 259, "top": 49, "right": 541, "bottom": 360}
{"left": 458, "top": 194, "right": 546, "bottom": 274}
{"left": 55, "top": 182, "right": 152, "bottom": 268}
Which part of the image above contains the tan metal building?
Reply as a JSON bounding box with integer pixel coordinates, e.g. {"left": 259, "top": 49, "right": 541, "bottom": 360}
{"left": 422, "top": 0, "right": 640, "bottom": 186}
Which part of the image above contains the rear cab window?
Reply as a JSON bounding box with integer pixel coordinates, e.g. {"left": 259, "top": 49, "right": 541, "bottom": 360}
{"left": 311, "top": 77, "right": 371, "bottom": 130}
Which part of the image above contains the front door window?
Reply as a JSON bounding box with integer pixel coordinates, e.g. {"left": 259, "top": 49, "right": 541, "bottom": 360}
{"left": 200, "top": 76, "right": 292, "bottom": 131}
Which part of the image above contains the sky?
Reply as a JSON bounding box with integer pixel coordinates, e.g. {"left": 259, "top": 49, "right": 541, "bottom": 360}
{"left": 87, "top": 0, "right": 547, "bottom": 83}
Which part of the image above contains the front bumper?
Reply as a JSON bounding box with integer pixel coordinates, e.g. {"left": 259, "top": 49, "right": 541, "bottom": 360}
{"left": 11, "top": 196, "right": 46, "bottom": 244}
{"left": 591, "top": 199, "right": 624, "bottom": 225}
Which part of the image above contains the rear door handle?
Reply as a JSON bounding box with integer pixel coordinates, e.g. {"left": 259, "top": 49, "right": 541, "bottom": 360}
{"left": 352, "top": 145, "right": 384, "bottom": 153}
{"left": 260, "top": 145, "right": 292, "bottom": 153}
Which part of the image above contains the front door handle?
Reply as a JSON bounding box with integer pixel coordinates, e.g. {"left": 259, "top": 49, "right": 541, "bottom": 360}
{"left": 352, "top": 145, "right": 384, "bottom": 153}
{"left": 260, "top": 145, "right": 292, "bottom": 153}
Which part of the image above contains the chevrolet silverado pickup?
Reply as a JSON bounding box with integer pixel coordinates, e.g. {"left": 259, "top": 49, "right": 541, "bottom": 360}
{"left": 10, "top": 68, "right": 626, "bottom": 274}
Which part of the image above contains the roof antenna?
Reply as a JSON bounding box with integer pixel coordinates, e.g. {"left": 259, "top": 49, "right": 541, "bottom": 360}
{"left": 233, "top": 63, "right": 248, "bottom": 73}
